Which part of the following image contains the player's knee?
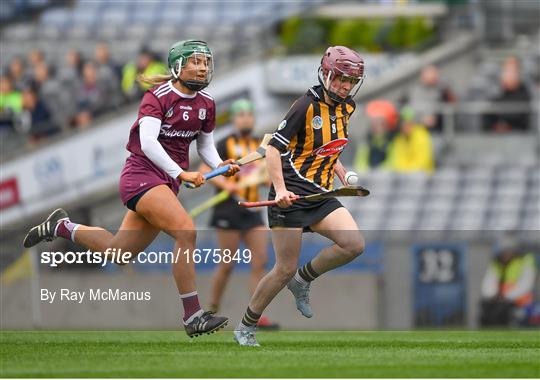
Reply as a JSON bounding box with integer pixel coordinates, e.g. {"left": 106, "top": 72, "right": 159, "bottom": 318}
{"left": 170, "top": 226, "right": 197, "bottom": 243}
{"left": 251, "top": 256, "right": 268, "bottom": 272}
{"left": 219, "top": 262, "right": 234, "bottom": 275}
{"left": 274, "top": 263, "right": 296, "bottom": 283}
{"left": 251, "top": 262, "right": 266, "bottom": 274}
{"left": 340, "top": 237, "right": 365, "bottom": 260}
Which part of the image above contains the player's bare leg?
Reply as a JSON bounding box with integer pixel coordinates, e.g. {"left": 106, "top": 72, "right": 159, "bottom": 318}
{"left": 135, "top": 185, "right": 198, "bottom": 293}
{"left": 136, "top": 185, "right": 228, "bottom": 337}
{"left": 208, "top": 229, "right": 241, "bottom": 312}
{"left": 235, "top": 227, "right": 302, "bottom": 346}
{"left": 23, "top": 208, "right": 159, "bottom": 264}
{"left": 248, "top": 227, "right": 302, "bottom": 313}
{"left": 243, "top": 226, "right": 268, "bottom": 296}
{"left": 72, "top": 212, "right": 159, "bottom": 262}
{"left": 243, "top": 225, "right": 279, "bottom": 329}
{"left": 287, "top": 207, "right": 364, "bottom": 318}
{"left": 309, "top": 207, "right": 365, "bottom": 273}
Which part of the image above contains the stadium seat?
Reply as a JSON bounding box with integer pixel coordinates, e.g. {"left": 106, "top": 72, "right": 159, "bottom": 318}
{"left": 153, "top": 25, "right": 178, "bottom": 40}
{"left": 2, "top": 23, "right": 36, "bottom": 42}
{"left": 96, "top": 25, "right": 123, "bottom": 41}
{"left": 122, "top": 25, "right": 151, "bottom": 41}
{"left": 131, "top": 3, "right": 161, "bottom": 25}
{"left": 36, "top": 24, "right": 62, "bottom": 41}
{"left": 417, "top": 209, "right": 451, "bottom": 230}
{"left": 40, "top": 8, "right": 70, "bottom": 28}
{"left": 67, "top": 25, "right": 94, "bottom": 40}
{"left": 100, "top": 9, "right": 130, "bottom": 26}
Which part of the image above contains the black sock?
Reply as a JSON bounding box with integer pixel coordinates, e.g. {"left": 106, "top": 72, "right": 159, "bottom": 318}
{"left": 241, "top": 306, "right": 261, "bottom": 327}
{"left": 297, "top": 261, "right": 320, "bottom": 283}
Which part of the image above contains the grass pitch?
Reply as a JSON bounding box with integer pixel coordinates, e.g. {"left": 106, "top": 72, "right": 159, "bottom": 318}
{"left": 1, "top": 330, "right": 538, "bottom": 377}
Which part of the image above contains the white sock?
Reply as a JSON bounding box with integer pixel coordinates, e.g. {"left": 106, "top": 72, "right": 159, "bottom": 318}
{"left": 236, "top": 321, "right": 252, "bottom": 331}
{"left": 294, "top": 271, "right": 309, "bottom": 286}
{"left": 183, "top": 309, "right": 204, "bottom": 325}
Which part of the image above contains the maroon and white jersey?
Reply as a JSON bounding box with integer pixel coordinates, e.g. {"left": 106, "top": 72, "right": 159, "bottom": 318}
{"left": 126, "top": 80, "right": 216, "bottom": 170}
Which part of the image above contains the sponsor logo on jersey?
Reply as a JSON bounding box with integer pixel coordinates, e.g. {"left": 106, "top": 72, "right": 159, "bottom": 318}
{"left": 165, "top": 107, "right": 174, "bottom": 118}
{"left": 179, "top": 105, "right": 192, "bottom": 110}
{"left": 312, "top": 138, "right": 348, "bottom": 157}
{"left": 278, "top": 120, "right": 287, "bottom": 130}
{"left": 312, "top": 116, "right": 323, "bottom": 129}
{"left": 199, "top": 108, "right": 206, "bottom": 120}
{"left": 160, "top": 124, "right": 199, "bottom": 138}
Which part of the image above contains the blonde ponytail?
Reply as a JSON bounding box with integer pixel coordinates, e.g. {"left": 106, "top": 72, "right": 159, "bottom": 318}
{"left": 137, "top": 73, "right": 175, "bottom": 87}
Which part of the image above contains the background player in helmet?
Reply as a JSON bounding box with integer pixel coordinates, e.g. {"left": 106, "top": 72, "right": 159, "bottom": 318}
{"left": 235, "top": 46, "right": 366, "bottom": 346}
{"left": 23, "top": 40, "right": 240, "bottom": 338}
{"left": 202, "top": 99, "right": 279, "bottom": 330}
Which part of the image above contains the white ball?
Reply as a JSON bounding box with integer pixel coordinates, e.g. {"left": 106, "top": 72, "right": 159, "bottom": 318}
{"left": 344, "top": 171, "right": 358, "bottom": 186}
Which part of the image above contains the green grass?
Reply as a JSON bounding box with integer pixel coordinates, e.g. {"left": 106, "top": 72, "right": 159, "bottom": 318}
{"left": 1, "top": 330, "right": 539, "bottom": 378}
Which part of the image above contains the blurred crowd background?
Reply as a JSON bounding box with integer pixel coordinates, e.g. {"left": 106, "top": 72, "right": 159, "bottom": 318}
{"left": 1, "top": 0, "right": 539, "bottom": 330}
{"left": 1, "top": 0, "right": 538, "bottom": 152}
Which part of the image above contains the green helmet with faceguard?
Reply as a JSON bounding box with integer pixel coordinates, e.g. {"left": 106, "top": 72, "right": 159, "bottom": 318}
{"left": 168, "top": 40, "right": 214, "bottom": 91}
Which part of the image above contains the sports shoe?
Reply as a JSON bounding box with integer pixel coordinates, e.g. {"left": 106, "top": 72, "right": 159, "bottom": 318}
{"left": 234, "top": 325, "right": 260, "bottom": 347}
{"left": 257, "top": 315, "right": 280, "bottom": 330}
{"left": 287, "top": 277, "right": 313, "bottom": 318}
{"left": 206, "top": 303, "right": 219, "bottom": 314}
{"left": 23, "top": 208, "right": 69, "bottom": 248}
{"left": 184, "top": 311, "right": 228, "bottom": 338}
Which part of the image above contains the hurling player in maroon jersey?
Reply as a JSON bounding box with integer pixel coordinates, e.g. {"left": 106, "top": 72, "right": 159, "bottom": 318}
{"left": 24, "top": 40, "right": 240, "bottom": 337}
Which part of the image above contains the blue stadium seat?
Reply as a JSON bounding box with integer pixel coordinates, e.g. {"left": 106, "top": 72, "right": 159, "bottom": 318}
{"left": 71, "top": 7, "right": 100, "bottom": 27}
{"left": 100, "top": 9, "right": 130, "bottom": 26}
{"left": 40, "top": 8, "right": 70, "bottom": 28}
{"left": 131, "top": 2, "right": 160, "bottom": 25}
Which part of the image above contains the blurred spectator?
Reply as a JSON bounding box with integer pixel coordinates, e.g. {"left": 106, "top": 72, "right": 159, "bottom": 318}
{"left": 502, "top": 55, "right": 520, "bottom": 72}
{"left": 409, "top": 64, "right": 456, "bottom": 132}
{"left": 31, "top": 63, "right": 68, "bottom": 130}
{"left": 95, "top": 42, "right": 122, "bottom": 79}
{"left": 57, "top": 49, "right": 84, "bottom": 96}
{"left": 354, "top": 99, "right": 398, "bottom": 171}
{"left": 480, "top": 233, "right": 537, "bottom": 326}
{"left": 484, "top": 62, "right": 531, "bottom": 132}
{"left": 121, "top": 47, "right": 167, "bottom": 100}
{"left": 94, "top": 42, "right": 122, "bottom": 110}
{"left": 8, "top": 56, "right": 29, "bottom": 91}
{"left": 388, "top": 105, "right": 434, "bottom": 173}
{"left": 19, "top": 86, "right": 59, "bottom": 143}
{"left": 74, "top": 61, "right": 107, "bottom": 129}
{"left": 31, "top": 62, "right": 48, "bottom": 88}
{"left": 27, "top": 48, "right": 45, "bottom": 69}
{"left": 0, "top": 75, "right": 22, "bottom": 130}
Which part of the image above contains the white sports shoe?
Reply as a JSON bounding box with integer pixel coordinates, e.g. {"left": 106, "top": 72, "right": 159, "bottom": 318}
{"left": 233, "top": 325, "right": 260, "bottom": 347}
{"left": 287, "top": 277, "right": 313, "bottom": 318}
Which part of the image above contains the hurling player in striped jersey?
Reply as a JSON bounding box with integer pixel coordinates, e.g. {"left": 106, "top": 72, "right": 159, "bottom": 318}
{"left": 235, "top": 46, "right": 366, "bottom": 346}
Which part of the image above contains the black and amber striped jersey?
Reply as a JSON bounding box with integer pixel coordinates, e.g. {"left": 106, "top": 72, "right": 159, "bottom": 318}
{"left": 215, "top": 133, "right": 262, "bottom": 203}
{"left": 268, "top": 85, "right": 356, "bottom": 196}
